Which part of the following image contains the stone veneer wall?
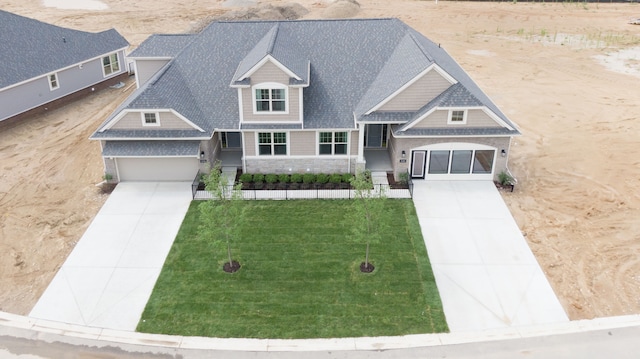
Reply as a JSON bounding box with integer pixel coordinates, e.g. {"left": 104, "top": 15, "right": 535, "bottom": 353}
{"left": 244, "top": 156, "right": 358, "bottom": 174}
{"left": 389, "top": 136, "right": 513, "bottom": 181}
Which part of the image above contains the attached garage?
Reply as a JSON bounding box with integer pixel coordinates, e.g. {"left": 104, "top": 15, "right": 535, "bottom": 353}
{"left": 102, "top": 140, "right": 201, "bottom": 182}
{"left": 116, "top": 157, "right": 199, "bottom": 181}
{"left": 411, "top": 143, "right": 497, "bottom": 180}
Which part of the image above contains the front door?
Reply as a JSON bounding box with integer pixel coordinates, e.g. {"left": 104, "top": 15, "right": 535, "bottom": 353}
{"left": 365, "top": 124, "right": 383, "bottom": 148}
{"left": 411, "top": 151, "right": 426, "bottom": 178}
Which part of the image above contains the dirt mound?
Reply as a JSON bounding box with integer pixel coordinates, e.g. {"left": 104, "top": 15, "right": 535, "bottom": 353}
{"left": 319, "top": 0, "right": 360, "bottom": 19}
{"left": 191, "top": 3, "right": 309, "bottom": 32}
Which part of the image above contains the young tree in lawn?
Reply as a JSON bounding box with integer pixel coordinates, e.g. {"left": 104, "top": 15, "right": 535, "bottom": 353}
{"left": 350, "top": 170, "right": 388, "bottom": 273}
{"left": 198, "top": 162, "right": 244, "bottom": 273}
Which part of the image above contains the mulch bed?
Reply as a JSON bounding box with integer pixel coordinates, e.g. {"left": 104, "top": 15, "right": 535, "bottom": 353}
{"left": 360, "top": 262, "right": 375, "bottom": 273}
{"left": 223, "top": 260, "right": 241, "bottom": 273}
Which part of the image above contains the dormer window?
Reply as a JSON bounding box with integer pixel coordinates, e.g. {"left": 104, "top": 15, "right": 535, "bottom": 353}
{"left": 141, "top": 112, "right": 160, "bottom": 126}
{"left": 448, "top": 110, "right": 467, "bottom": 124}
{"left": 253, "top": 83, "right": 287, "bottom": 114}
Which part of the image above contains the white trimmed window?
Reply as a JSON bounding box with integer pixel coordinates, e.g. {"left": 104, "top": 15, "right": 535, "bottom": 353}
{"left": 141, "top": 112, "right": 160, "bottom": 126}
{"left": 319, "top": 131, "right": 348, "bottom": 155}
{"left": 48, "top": 73, "right": 59, "bottom": 90}
{"left": 258, "top": 132, "right": 287, "bottom": 155}
{"left": 448, "top": 110, "right": 467, "bottom": 124}
{"left": 102, "top": 53, "right": 120, "bottom": 76}
{"left": 253, "top": 83, "right": 287, "bottom": 113}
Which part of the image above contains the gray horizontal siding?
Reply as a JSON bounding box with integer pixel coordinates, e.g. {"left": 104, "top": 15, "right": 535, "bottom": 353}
{"left": 379, "top": 70, "right": 451, "bottom": 112}
{"left": 0, "top": 50, "right": 126, "bottom": 121}
{"left": 412, "top": 109, "right": 502, "bottom": 129}
{"left": 135, "top": 59, "right": 170, "bottom": 87}
{"left": 110, "top": 111, "right": 193, "bottom": 130}
{"left": 241, "top": 61, "right": 300, "bottom": 122}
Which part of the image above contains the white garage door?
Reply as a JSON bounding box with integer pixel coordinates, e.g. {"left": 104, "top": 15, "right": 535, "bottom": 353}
{"left": 116, "top": 157, "right": 199, "bottom": 181}
{"left": 411, "top": 143, "right": 496, "bottom": 181}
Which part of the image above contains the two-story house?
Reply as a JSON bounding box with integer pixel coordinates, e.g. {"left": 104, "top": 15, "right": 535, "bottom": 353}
{"left": 91, "top": 18, "right": 519, "bottom": 182}
{"left": 0, "top": 10, "right": 129, "bottom": 126}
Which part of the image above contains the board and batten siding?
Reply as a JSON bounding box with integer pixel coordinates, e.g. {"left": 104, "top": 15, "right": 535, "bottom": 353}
{"left": 0, "top": 50, "right": 126, "bottom": 122}
{"left": 134, "top": 59, "right": 171, "bottom": 87}
{"left": 241, "top": 61, "right": 300, "bottom": 122}
{"left": 289, "top": 131, "right": 316, "bottom": 156}
{"left": 110, "top": 111, "right": 193, "bottom": 130}
{"left": 412, "top": 109, "right": 502, "bottom": 129}
{"left": 378, "top": 70, "right": 452, "bottom": 112}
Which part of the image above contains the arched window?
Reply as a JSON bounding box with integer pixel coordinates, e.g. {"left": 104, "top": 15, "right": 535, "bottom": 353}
{"left": 252, "top": 83, "right": 288, "bottom": 114}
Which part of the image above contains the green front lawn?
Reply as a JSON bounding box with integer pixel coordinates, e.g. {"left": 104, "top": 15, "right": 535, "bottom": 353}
{"left": 137, "top": 200, "right": 447, "bottom": 338}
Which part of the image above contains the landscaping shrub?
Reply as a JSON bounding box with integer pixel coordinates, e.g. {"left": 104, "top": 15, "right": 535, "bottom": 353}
{"left": 302, "top": 173, "right": 316, "bottom": 184}
{"left": 316, "top": 173, "right": 329, "bottom": 184}
{"left": 278, "top": 174, "right": 290, "bottom": 183}
{"left": 253, "top": 174, "right": 265, "bottom": 183}
{"left": 239, "top": 173, "right": 253, "bottom": 183}
{"left": 290, "top": 173, "right": 303, "bottom": 183}
{"left": 329, "top": 174, "right": 342, "bottom": 184}
{"left": 341, "top": 173, "right": 353, "bottom": 183}
{"left": 265, "top": 174, "right": 278, "bottom": 184}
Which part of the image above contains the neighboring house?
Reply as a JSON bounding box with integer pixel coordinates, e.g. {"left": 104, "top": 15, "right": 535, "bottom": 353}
{"left": 91, "top": 18, "right": 520, "bottom": 182}
{"left": 0, "top": 10, "right": 129, "bottom": 126}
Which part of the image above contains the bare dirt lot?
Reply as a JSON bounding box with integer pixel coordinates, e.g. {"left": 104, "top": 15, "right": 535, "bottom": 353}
{"left": 1, "top": 0, "right": 639, "bottom": 321}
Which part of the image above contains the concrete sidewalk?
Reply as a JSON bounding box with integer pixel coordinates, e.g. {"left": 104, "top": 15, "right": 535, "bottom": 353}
{"left": 29, "top": 182, "right": 193, "bottom": 330}
{"left": 412, "top": 181, "right": 568, "bottom": 331}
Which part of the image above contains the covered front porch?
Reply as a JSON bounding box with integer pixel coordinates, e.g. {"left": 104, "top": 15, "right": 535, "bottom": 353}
{"left": 363, "top": 148, "right": 393, "bottom": 172}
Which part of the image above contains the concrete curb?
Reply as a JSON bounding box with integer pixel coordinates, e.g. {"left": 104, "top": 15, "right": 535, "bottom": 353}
{"left": 2, "top": 311, "right": 640, "bottom": 352}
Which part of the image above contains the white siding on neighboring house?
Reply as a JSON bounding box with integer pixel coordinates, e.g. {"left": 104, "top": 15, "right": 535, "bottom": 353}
{"left": 0, "top": 49, "right": 127, "bottom": 122}
{"left": 379, "top": 70, "right": 452, "bottom": 112}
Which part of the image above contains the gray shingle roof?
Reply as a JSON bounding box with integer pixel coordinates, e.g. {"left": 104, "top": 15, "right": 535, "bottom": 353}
{"left": 394, "top": 126, "right": 515, "bottom": 137}
{"left": 0, "top": 10, "right": 129, "bottom": 88}
{"left": 92, "top": 129, "right": 208, "bottom": 139}
{"left": 397, "top": 83, "right": 490, "bottom": 132}
{"left": 95, "top": 18, "right": 519, "bottom": 139}
{"left": 102, "top": 140, "right": 200, "bottom": 156}
{"left": 231, "top": 24, "right": 309, "bottom": 86}
{"left": 128, "top": 34, "right": 195, "bottom": 58}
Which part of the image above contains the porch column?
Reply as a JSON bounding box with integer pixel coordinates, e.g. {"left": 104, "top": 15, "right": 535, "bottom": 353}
{"left": 358, "top": 122, "right": 365, "bottom": 162}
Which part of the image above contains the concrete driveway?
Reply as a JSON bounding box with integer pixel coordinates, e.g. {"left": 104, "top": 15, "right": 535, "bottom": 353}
{"left": 29, "top": 182, "right": 193, "bottom": 331}
{"left": 412, "top": 181, "right": 569, "bottom": 332}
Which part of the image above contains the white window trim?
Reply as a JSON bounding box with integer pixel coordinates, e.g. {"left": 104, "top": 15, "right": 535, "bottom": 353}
{"left": 252, "top": 82, "right": 289, "bottom": 115}
{"left": 102, "top": 53, "right": 120, "bottom": 77}
{"left": 256, "top": 132, "right": 288, "bottom": 156}
{"left": 141, "top": 112, "right": 161, "bottom": 127}
{"left": 447, "top": 109, "right": 468, "bottom": 125}
{"left": 317, "top": 131, "right": 349, "bottom": 156}
{"left": 48, "top": 73, "right": 59, "bottom": 91}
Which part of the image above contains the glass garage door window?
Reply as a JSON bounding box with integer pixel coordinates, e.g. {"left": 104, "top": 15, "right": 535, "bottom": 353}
{"left": 450, "top": 150, "right": 473, "bottom": 174}
{"left": 428, "top": 151, "right": 450, "bottom": 174}
{"left": 472, "top": 150, "right": 495, "bottom": 174}
{"left": 425, "top": 149, "right": 495, "bottom": 175}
